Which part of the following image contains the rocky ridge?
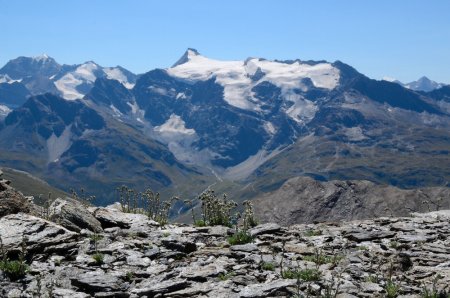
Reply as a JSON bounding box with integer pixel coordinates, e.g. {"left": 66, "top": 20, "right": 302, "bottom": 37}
{"left": 0, "top": 174, "right": 449, "bottom": 297}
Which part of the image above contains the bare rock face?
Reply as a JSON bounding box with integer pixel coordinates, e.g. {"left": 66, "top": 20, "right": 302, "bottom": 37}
{"left": 253, "top": 176, "right": 450, "bottom": 225}
{"left": 49, "top": 198, "right": 103, "bottom": 233}
{"left": 0, "top": 173, "right": 33, "bottom": 218}
{"left": 0, "top": 213, "right": 78, "bottom": 257}
{"left": 91, "top": 205, "right": 159, "bottom": 235}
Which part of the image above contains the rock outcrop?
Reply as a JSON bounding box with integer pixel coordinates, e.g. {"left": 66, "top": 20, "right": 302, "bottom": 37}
{"left": 1, "top": 179, "right": 449, "bottom": 297}
{"left": 0, "top": 170, "right": 33, "bottom": 217}
{"left": 49, "top": 198, "right": 103, "bottom": 233}
{"left": 253, "top": 176, "right": 450, "bottom": 225}
{"left": 1, "top": 202, "right": 449, "bottom": 297}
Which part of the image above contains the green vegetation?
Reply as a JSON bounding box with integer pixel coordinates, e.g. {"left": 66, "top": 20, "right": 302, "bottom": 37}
{"left": 228, "top": 230, "right": 253, "bottom": 245}
{"left": 218, "top": 271, "right": 235, "bottom": 281}
{"left": 302, "top": 248, "right": 343, "bottom": 267}
{"left": 261, "top": 262, "right": 275, "bottom": 271}
{"left": 385, "top": 280, "right": 400, "bottom": 298}
{"left": 304, "top": 229, "right": 323, "bottom": 237}
{"left": 0, "top": 237, "right": 29, "bottom": 281}
{"left": 242, "top": 200, "right": 258, "bottom": 230}
{"left": 282, "top": 268, "right": 322, "bottom": 281}
{"left": 125, "top": 271, "right": 135, "bottom": 282}
{"left": 389, "top": 241, "right": 399, "bottom": 249}
{"left": 194, "top": 219, "right": 206, "bottom": 227}
{"left": 421, "top": 275, "right": 450, "bottom": 298}
{"left": 88, "top": 233, "right": 104, "bottom": 265}
{"left": 197, "top": 190, "right": 237, "bottom": 227}
{"left": 92, "top": 253, "right": 104, "bottom": 265}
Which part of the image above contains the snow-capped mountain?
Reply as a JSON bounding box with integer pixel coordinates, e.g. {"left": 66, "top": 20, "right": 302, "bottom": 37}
{"left": 404, "top": 76, "right": 445, "bottom": 92}
{"left": 0, "top": 55, "right": 137, "bottom": 104}
{"left": 384, "top": 76, "right": 446, "bottom": 92}
{"left": 0, "top": 49, "right": 449, "bottom": 204}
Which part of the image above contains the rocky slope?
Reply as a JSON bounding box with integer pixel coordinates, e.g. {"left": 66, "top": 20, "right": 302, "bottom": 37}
{"left": 253, "top": 177, "right": 450, "bottom": 226}
{"left": 1, "top": 175, "right": 449, "bottom": 297}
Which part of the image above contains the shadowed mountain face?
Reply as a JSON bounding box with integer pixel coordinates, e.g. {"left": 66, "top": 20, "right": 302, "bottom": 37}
{"left": 0, "top": 93, "right": 209, "bottom": 205}
{"left": 0, "top": 50, "right": 449, "bottom": 206}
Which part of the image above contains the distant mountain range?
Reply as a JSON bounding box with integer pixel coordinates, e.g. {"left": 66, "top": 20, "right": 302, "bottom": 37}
{"left": 0, "top": 50, "right": 449, "bottom": 207}
{"left": 383, "top": 76, "right": 446, "bottom": 92}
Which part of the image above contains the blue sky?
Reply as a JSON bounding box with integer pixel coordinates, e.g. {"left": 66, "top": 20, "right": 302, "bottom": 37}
{"left": 1, "top": 0, "right": 449, "bottom": 83}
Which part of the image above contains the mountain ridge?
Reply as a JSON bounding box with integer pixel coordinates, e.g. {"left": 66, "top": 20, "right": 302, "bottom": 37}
{"left": 0, "top": 50, "right": 449, "bottom": 205}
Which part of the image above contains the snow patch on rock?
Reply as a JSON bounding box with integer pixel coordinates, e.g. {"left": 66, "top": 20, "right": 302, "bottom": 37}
{"left": 154, "top": 114, "right": 195, "bottom": 135}
{"left": 47, "top": 126, "right": 72, "bottom": 163}
{"left": 103, "top": 67, "right": 135, "bottom": 89}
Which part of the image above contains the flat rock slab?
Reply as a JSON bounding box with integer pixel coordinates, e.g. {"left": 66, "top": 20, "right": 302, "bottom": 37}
{"left": 0, "top": 213, "right": 78, "bottom": 255}
{"left": 131, "top": 278, "right": 190, "bottom": 296}
{"left": 179, "top": 264, "right": 226, "bottom": 281}
{"left": 345, "top": 230, "right": 396, "bottom": 242}
{"left": 92, "top": 207, "right": 159, "bottom": 232}
{"left": 230, "top": 243, "right": 258, "bottom": 252}
{"left": 249, "top": 223, "right": 281, "bottom": 237}
{"left": 71, "top": 270, "right": 124, "bottom": 293}
{"left": 239, "top": 279, "right": 296, "bottom": 297}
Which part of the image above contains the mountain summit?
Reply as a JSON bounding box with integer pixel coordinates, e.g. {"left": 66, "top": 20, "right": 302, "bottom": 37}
{"left": 172, "top": 48, "right": 201, "bottom": 67}
{"left": 0, "top": 50, "right": 449, "bottom": 203}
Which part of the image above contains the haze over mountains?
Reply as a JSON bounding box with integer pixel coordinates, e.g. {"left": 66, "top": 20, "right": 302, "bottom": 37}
{"left": 0, "top": 50, "right": 449, "bottom": 207}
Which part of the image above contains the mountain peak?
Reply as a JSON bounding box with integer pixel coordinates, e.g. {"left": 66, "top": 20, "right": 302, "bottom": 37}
{"left": 31, "top": 54, "right": 57, "bottom": 64}
{"left": 417, "top": 76, "right": 431, "bottom": 82}
{"left": 171, "top": 48, "right": 201, "bottom": 67}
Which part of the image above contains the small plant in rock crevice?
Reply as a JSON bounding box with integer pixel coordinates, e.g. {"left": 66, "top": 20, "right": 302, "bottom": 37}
{"left": 92, "top": 253, "right": 104, "bottom": 265}
{"left": 302, "top": 248, "right": 343, "bottom": 267}
{"left": 304, "top": 229, "right": 323, "bottom": 237}
{"left": 261, "top": 262, "right": 275, "bottom": 271}
{"left": 421, "top": 274, "right": 450, "bottom": 298}
{"left": 385, "top": 280, "right": 400, "bottom": 298}
{"left": 88, "top": 233, "right": 105, "bottom": 265}
{"left": 0, "top": 236, "right": 29, "bottom": 281}
{"left": 218, "top": 271, "right": 235, "bottom": 281}
{"left": 227, "top": 230, "right": 253, "bottom": 245}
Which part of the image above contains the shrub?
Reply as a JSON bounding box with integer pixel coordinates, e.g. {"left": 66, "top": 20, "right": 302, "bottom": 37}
{"left": 92, "top": 253, "right": 104, "bottom": 265}
{"left": 0, "top": 237, "right": 29, "bottom": 281}
{"left": 304, "top": 229, "right": 323, "bottom": 237}
{"left": 421, "top": 274, "right": 449, "bottom": 298}
{"left": 116, "top": 185, "right": 178, "bottom": 225}
{"left": 261, "top": 262, "right": 275, "bottom": 271}
{"left": 199, "top": 190, "right": 237, "bottom": 227}
{"left": 0, "top": 259, "right": 29, "bottom": 281}
{"left": 228, "top": 230, "right": 253, "bottom": 245}
{"left": 385, "top": 280, "right": 400, "bottom": 298}
{"left": 242, "top": 200, "right": 258, "bottom": 230}
{"left": 282, "top": 268, "right": 321, "bottom": 281}
{"left": 303, "top": 249, "right": 343, "bottom": 266}
{"left": 194, "top": 219, "right": 206, "bottom": 227}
